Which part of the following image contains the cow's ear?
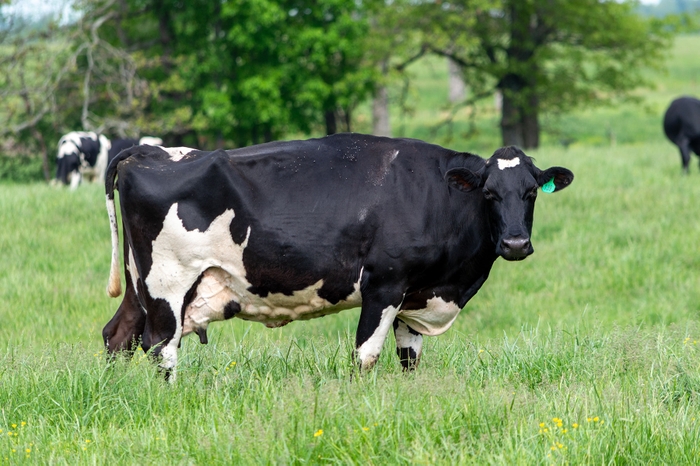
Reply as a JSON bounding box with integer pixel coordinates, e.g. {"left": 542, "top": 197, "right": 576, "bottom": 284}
{"left": 445, "top": 168, "right": 483, "bottom": 192}
{"left": 538, "top": 167, "right": 574, "bottom": 192}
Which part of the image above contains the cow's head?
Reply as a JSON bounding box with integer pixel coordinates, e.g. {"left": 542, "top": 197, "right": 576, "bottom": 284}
{"left": 55, "top": 140, "right": 82, "bottom": 188}
{"left": 445, "top": 146, "right": 573, "bottom": 260}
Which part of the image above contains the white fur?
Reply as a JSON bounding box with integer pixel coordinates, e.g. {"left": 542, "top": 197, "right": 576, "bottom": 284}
{"left": 58, "top": 140, "right": 79, "bottom": 159}
{"left": 394, "top": 319, "right": 423, "bottom": 363}
{"left": 139, "top": 136, "right": 163, "bottom": 146}
{"left": 397, "top": 296, "right": 461, "bottom": 336}
{"left": 356, "top": 303, "right": 402, "bottom": 370}
{"left": 69, "top": 171, "right": 81, "bottom": 190}
{"left": 497, "top": 157, "right": 520, "bottom": 170}
{"left": 163, "top": 147, "right": 197, "bottom": 162}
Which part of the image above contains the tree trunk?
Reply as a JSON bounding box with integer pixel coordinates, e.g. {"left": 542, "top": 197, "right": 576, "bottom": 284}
{"left": 447, "top": 58, "right": 466, "bottom": 103}
{"left": 372, "top": 85, "right": 391, "bottom": 137}
{"left": 500, "top": 91, "right": 524, "bottom": 148}
{"left": 499, "top": 84, "right": 540, "bottom": 149}
{"left": 325, "top": 110, "right": 337, "bottom": 135}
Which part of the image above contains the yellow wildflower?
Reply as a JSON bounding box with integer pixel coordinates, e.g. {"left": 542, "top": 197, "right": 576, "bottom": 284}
{"left": 362, "top": 427, "right": 369, "bottom": 432}
{"left": 314, "top": 429, "right": 323, "bottom": 437}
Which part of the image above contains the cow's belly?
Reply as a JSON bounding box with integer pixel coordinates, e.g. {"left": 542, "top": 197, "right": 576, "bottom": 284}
{"left": 183, "top": 267, "right": 362, "bottom": 337}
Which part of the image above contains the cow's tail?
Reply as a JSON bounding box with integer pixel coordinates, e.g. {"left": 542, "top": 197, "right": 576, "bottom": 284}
{"left": 105, "top": 149, "right": 134, "bottom": 298}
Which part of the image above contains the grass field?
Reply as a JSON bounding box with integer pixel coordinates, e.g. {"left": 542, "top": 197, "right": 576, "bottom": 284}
{"left": 2, "top": 35, "right": 700, "bottom": 464}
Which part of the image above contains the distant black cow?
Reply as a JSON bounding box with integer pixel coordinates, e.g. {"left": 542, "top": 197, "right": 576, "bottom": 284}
{"left": 102, "top": 134, "right": 573, "bottom": 379}
{"left": 55, "top": 133, "right": 162, "bottom": 189}
{"left": 663, "top": 96, "right": 700, "bottom": 173}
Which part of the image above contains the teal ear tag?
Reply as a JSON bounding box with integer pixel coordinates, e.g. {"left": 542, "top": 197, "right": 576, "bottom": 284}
{"left": 542, "top": 178, "right": 555, "bottom": 193}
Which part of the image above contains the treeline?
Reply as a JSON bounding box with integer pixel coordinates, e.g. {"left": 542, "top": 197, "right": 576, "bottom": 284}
{"left": 0, "top": 0, "right": 675, "bottom": 181}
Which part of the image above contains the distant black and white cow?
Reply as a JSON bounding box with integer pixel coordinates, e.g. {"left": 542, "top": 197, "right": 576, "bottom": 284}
{"left": 55, "top": 131, "right": 110, "bottom": 189}
{"left": 102, "top": 134, "right": 573, "bottom": 378}
{"left": 663, "top": 96, "right": 700, "bottom": 173}
{"left": 56, "top": 133, "right": 163, "bottom": 189}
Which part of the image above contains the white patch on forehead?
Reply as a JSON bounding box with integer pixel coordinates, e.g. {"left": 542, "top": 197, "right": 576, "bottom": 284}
{"left": 497, "top": 157, "right": 520, "bottom": 170}
{"left": 163, "top": 147, "right": 197, "bottom": 162}
{"left": 397, "top": 296, "right": 461, "bottom": 336}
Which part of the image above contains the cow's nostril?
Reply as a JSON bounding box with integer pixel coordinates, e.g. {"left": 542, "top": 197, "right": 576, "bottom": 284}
{"left": 501, "top": 237, "right": 531, "bottom": 255}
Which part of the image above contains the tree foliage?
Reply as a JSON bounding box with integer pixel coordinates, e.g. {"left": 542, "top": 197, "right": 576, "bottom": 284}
{"left": 0, "top": 0, "right": 673, "bottom": 179}
{"left": 422, "top": 0, "right": 671, "bottom": 148}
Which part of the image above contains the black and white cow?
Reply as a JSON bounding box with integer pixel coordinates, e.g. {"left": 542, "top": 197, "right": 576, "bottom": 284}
{"left": 56, "top": 133, "right": 163, "bottom": 189}
{"left": 102, "top": 134, "right": 573, "bottom": 378}
{"left": 663, "top": 96, "right": 700, "bottom": 173}
{"left": 55, "top": 131, "right": 110, "bottom": 189}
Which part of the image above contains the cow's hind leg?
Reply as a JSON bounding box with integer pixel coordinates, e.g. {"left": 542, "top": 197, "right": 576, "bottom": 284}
{"left": 102, "top": 279, "right": 145, "bottom": 357}
{"left": 393, "top": 319, "right": 423, "bottom": 371}
{"left": 678, "top": 137, "right": 692, "bottom": 173}
{"left": 141, "top": 298, "right": 180, "bottom": 381}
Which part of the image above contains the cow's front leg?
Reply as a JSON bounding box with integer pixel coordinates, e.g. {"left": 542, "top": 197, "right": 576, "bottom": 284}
{"left": 393, "top": 319, "right": 423, "bottom": 371}
{"left": 141, "top": 298, "right": 181, "bottom": 381}
{"left": 354, "top": 286, "right": 404, "bottom": 371}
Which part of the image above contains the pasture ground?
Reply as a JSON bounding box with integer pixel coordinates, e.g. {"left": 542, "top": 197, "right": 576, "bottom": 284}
{"left": 2, "top": 35, "right": 700, "bottom": 464}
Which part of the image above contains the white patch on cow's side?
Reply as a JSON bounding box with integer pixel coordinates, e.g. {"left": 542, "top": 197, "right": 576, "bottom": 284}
{"left": 146, "top": 204, "right": 242, "bottom": 370}
{"left": 163, "top": 147, "right": 197, "bottom": 162}
{"left": 394, "top": 319, "right": 423, "bottom": 362}
{"left": 356, "top": 302, "right": 401, "bottom": 370}
{"left": 139, "top": 136, "right": 163, "bottom": 146}
{"left": 397, "top": 296, "right": 461, "bottom": 336}
{"left": 497, "top": 157, "right": 520, "bottom": 170}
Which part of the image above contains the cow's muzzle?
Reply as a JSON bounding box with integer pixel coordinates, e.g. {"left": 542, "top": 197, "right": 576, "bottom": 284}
{"left": 499, "top": 236, "right": 533, "bottom": 261}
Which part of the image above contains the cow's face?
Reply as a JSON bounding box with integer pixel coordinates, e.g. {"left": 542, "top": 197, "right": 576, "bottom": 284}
{"left": 55, "top": 142, "right": 81, "bottom": 187}
{"left": 445, "top": 146, "right": 573, "bottom": 260}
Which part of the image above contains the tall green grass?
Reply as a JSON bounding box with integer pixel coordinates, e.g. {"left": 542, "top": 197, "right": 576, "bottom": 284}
{"left": 2, "top": 141, "right": 700, "bottom": 463}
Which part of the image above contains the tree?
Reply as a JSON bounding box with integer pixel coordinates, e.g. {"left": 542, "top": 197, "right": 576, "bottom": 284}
{"left": 421, "top": 0, "right": 670, "bottom": 148}
{"left": 93, "top": 0, "right": 376, "bottom": 147}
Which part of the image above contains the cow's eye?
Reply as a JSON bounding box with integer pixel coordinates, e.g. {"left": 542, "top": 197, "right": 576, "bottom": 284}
{"left": 483, "top": 189, "right": 498, "bottom": 201}
{"left": 526, "top": 187, "right": 538, "bottom": 199}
